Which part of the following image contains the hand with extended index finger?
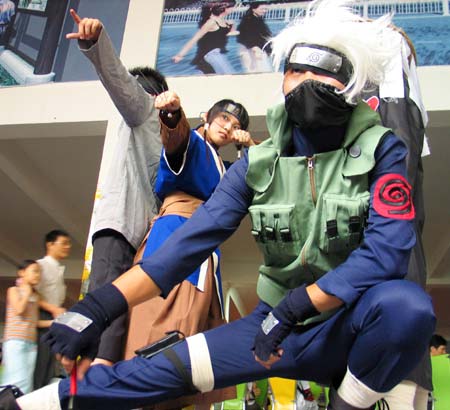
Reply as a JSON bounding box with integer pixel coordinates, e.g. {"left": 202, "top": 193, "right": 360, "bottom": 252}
{"left": 66, "top": 9, "right": 103, "bottom": 42}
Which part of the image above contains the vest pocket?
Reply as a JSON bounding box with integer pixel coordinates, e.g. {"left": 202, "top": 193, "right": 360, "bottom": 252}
{"left": 318, "top": 193, "right": 370, "bottom": 254}
{"left": 249, "top": 204, "right": 301, "bottom": 266}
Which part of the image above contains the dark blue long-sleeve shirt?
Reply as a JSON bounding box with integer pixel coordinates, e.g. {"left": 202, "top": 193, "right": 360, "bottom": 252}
{"left": 140, "top": 131, "right": 415, "bottom": 307}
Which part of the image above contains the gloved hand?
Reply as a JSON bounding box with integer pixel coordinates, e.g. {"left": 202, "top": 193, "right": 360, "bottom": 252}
{"left": 43, "top": 283, "right": 128, "bottom": 360}
{"left": 253, "top": 285, "right": 318, "bottom": 362}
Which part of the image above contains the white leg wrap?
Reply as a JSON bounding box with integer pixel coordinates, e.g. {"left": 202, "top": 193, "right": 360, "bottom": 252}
{"left": 337, "top": 367, "right": 383, "bottom": 408}
{"left": 383, "top": 380, "right": 428, "bottom": 410}
{"left": 186, "top": 333, "right": 215, "bottom": 393}
{"left": 413, "top": 385, "right": 429, "bottom": 410}
{"left": 17, "top": 381, "right": 61, "bottom": 410}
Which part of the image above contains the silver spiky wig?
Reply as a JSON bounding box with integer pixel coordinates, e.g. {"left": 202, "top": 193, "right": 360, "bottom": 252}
{"left": 271, "top": 0, "right": 398, "bottom": 103}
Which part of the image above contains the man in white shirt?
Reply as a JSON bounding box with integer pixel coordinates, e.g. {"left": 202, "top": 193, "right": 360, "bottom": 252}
{"left": 34, "top": 230, "right": 71, "bottom": 389}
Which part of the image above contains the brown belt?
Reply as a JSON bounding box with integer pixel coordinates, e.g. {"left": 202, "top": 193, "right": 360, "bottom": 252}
{"left": 134, "top": 191, "right": 203, "bottom": 263}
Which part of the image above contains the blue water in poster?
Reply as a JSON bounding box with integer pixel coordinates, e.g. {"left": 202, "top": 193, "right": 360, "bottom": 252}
{"left": 156, "top": 15, "right": 450, "bottom": 76}
{"left": 395, "top": 16, "right": 450, "bottom": 65}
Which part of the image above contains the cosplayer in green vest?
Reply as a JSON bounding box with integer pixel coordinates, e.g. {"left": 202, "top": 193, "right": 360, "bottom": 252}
{"left": 247, "top": 102, "right": 389, "bottom": 309}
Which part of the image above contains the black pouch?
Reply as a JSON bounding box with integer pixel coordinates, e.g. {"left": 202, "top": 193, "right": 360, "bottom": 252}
{"left": 135, "top": 330, "right": 185, "bottom": 359}
{"left": 0, "top": 385, "right": 23, "bottom": 410}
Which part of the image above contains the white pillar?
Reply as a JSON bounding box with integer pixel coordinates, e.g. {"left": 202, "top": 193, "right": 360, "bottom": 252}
{"left": 443, "top": 0, "right": 449, "bottom": 16}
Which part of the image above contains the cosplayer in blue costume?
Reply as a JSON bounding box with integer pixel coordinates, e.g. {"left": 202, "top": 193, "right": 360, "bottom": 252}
{"left": 7, "top": 2, "right": 435, "bottom": 410}
{"left": 144, "top": 95, "right": 252, "bottom": 293}
{"left": 127, "top": 91, "right": 255, "bottom": 354}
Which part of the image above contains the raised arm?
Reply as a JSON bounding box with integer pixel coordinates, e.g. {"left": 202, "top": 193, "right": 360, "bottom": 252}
{"left": 66, "top": 9, "right": 153, "bottom": 127}
{"left": 154, "top": 91, "right": 190, "bottom": 156}
{"left": 8, "top": 285, "right": 33, "bottom": 316}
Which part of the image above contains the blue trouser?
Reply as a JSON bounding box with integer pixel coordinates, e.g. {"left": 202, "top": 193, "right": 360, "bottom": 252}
{"left": 58, "top": 280, "right": 435, "bottom": 410}
{"left": 1, "top": 339, "right": 37, "bottom": 394}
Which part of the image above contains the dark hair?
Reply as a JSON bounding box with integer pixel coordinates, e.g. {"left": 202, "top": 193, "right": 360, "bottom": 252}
{"left": 430, "top": 334, "right": 447, "bottom": 348}
{"left": 17, "top": 259, "right": 38, "bottom": 271}
{"left": 199, "top": 1, "right": 236, "bottom": 27}
{"left": 206, "top": 99, "right": 249, "bottom": 130}
{"left": 128, "top": 66, "right": 168, "bottom": 95}
{"left": 44, "top": 229, "right": 70, "bottom": 246}
{"left": 248, "top": 1, "right": 267, "bottom": 10}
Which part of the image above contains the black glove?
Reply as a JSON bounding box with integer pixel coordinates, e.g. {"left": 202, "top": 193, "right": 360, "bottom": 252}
{"left": 43, "top": 284, "right": 128, "bottom": 360}
{"left": 253, "top": 285, "right": 318, "bottom": 361}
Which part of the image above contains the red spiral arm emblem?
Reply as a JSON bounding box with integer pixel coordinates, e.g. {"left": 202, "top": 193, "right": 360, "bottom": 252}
{"left": 373, "top": 174, "right": 415, "bottom": 220}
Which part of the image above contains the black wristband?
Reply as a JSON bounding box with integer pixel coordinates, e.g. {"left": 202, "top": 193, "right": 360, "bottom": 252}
{"left": 85, "top": 283, "right": 129, "bottom": 327}
{"left": 159, "top": 109, "right": 181, "bottom": 128}
{"left": 285, "top": 285, "right": 319, "bottom": 323}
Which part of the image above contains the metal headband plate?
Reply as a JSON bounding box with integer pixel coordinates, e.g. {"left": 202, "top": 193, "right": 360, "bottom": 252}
{"left": 224, "top": 102, "right": 240, "bottom": 117}
{"left": 289, "top": 45, "right": 343, "bottom": 74}
{"left": 54, "top": 311, "right": 93, "bottom": 333}
{"left": 261, "top": 312, "right": 279, "bottom": 335}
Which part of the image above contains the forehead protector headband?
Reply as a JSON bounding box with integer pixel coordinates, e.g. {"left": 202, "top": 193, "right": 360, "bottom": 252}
{"left": 285, "top": 43, "right": 353, "bottom": 85}
{"left": 223, "top": 103, "right": 249, "bottom": 130}
{"left": 223, "top": 103, "right": 241, "bottom": 118}
{"left": 208, "top": 101, "right": 249, "bottom": 130}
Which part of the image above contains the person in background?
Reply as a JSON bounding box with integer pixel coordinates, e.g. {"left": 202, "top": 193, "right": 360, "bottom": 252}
{"left": 428, "top": 334, "right": 448, "bottom": 410}
{"left": 0, "top": 0, "right": 15, "bottom": 41}
{"left": 356, "top": 22, "right": 433, "bottom": 410}
{"left": 237, "top": 1, "right": 273, "bottom": 73}
{"left": 33, "top": 230, "right": 70, "bottom": 389}
{"left": 65, "top": 9, "right": 167, "bottom": 367}
{"left": 429, "top": 334, "right": 447, "bottom": 357}
{"left": 173, "top": 1, "right": 238, "bottom": 74}
{"left": 1, "top": 260, "right": 53, "bottom": 393}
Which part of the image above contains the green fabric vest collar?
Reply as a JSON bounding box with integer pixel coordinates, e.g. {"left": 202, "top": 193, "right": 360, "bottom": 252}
{"left": 247, "top": 102, "right": 384, "bottom": 194}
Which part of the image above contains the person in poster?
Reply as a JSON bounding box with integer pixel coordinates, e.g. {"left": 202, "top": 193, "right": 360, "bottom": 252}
{"left": 172, "top": 1, "right": 238, "bottom": 74}
{"left": 237, "top": 1, "right": 273, "bottom": 73}
{"left": 0, "top": 0, "right": 15, "bottom": 43}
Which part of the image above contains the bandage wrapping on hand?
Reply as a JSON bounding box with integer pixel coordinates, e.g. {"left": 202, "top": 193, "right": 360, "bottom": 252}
{"left": 43, "top": 284, "right": 128, "bottom": 360}
{"left": 253, "top": 285, "right": 319, "bottom": 361}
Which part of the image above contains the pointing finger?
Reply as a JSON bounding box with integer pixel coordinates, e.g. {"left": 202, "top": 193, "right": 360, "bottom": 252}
{"left": 70, "top": 9, "right": 81, "bottom": 24}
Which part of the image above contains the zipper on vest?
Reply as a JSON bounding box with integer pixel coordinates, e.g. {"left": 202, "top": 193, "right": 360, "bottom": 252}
{"left": 307, "top": 157, "right": 317, "bottom": 206}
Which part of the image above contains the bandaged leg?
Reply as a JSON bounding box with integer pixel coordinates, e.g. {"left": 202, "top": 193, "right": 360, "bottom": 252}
{"left": 383, "top": 380, "right": 429, "bottom": 410}
{"left": 330, "top": 367, "right": 383, "bottom": 409}
{"left": 186, "top": 333, "right": 214, "bottom": 393}
{"left": 16, "top": 382, "right": 61, "bottom": 410}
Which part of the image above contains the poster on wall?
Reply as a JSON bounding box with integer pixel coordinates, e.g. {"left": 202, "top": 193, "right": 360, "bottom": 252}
{"left": 0, "top": 0, "right": 130, "bottom": 87}
{"left": 0, "top": 0, "right": 16, "bottom": 47}
{"left": 156, "top": 0, "right": 450, "bottom": 77}
{"left": 17, "top": 0, "right": 48, "bottom": 12}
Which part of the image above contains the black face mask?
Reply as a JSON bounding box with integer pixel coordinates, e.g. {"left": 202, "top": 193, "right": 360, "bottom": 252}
{"left": 285, "top": 80, "right": 354, "bottom": 129}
